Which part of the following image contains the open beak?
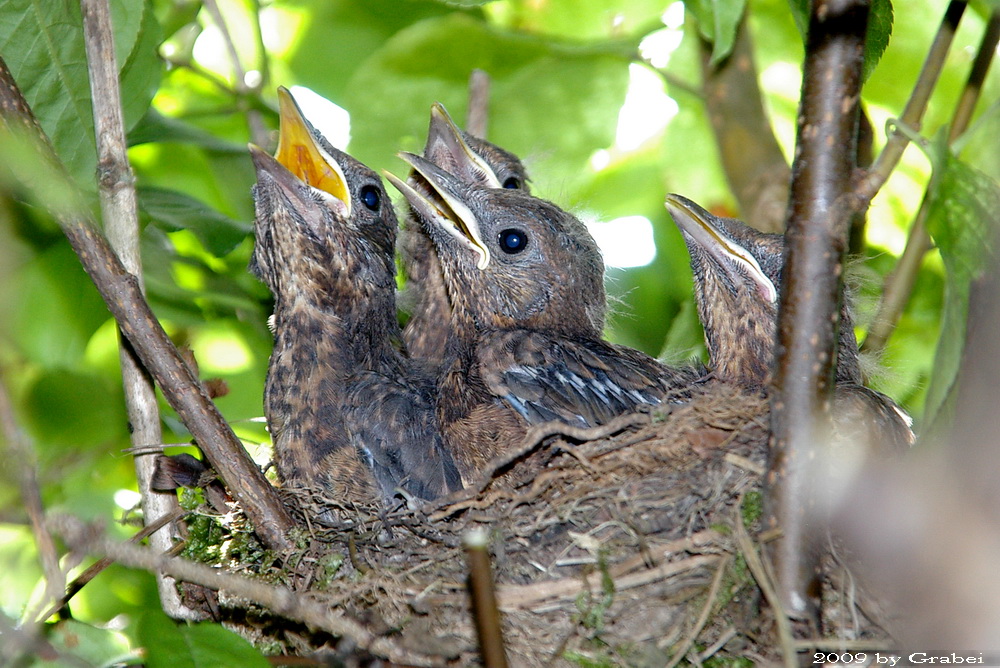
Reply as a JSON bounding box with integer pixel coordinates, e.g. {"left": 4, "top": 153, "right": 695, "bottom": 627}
{"left": 274, "top": 86, "right": 351, "bottom": 216}
{"left": 425, "top": 102, "right": 502, "bottom": 188}
{"left": 384, "top": 152, "right": 491, "bottom": 270}
{"left": 665, "top": 194, "right": 778, "bottom": 304}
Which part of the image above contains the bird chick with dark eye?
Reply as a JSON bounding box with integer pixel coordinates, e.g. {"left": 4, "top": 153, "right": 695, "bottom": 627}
{"left": 400, "top": 103, "right": 531, "bottom": 368}
{"left": 665, "top": 193, "right": 914, "bottom": 449}
{"left": 249, "top": 88, "right": 462, "bottom": 506}
{"left": 386, "top": 155, "right": 701, "bottom": 481}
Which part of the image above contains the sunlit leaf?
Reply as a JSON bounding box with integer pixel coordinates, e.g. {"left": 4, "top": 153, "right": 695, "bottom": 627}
{"left": 494, "top": 0, "right": 667, "bottom": 41}
{"left": 342, "top": 13, "right": 629, "bottom": 196}
{"left": 0, "top": 0, "right": 161, "bottom": 187}
{"left": 38, "top": 619, "right": 135, "bottom": 667}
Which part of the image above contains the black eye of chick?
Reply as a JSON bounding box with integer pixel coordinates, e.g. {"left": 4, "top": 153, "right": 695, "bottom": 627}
{"left": 498, "top": 228, "right": 528, "bottom": 254}
{"left": 502, "top": 176, "right": 521, "bottom": 189}
{"left": 359, "top": 185, "right": 380, "bottom": 211}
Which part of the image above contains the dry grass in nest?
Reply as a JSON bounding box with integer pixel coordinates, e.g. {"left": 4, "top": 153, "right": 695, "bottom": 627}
{"left": 182, "top": 382, "right": 891, "bottom": 666}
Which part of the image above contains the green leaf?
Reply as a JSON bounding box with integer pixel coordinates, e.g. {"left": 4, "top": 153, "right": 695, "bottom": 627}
{"left": 343, "top": 13, "right": 629, "bottom": 196}
{"left": 138, "top": 187, "right": 251, "bottom": 256}
{"left": 786, "top": 0, "right": 808, "bottom": 39}
{"left": 128, "top": 109, "right": 248, "bottom": 153}
{"left": 784, "top": 0, "right": 892, "bottom": 79}
{"left": 8, "top": 242, "right": 110, "bottom": 369}
{"left": 0, "top": 0, "right": 160, "bottom": 188}
{"left": 863, "top": 0, "right": 893, "bottom": 81}
{"left": 685, "top": 0, "right": 748, "bottom": 64}
{"left": 922, "top": 140, "right": 1000, "bottom": 431}
{"left": 39, "top": 619, "right": 135, "bottom": 667}
{"left": 135, "top": 610, "right": 271, "bottom": 668}
{"left": 24, "top": 368, "right": 127, "bottom": 452}
{"left": 496, "top": 0, "right": 667, "bottom": 41}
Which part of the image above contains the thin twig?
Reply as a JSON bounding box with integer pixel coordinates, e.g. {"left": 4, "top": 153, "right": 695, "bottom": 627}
{"left": 733, "top": 508, "right": 797, "bottom": 668}
{"left": 79, "top": 0, "right": 196, "bottom": 619}
{"left": 853, "top": 1, "right": 967, "bottom": 208}
{"left": 665, "top": 554, "right": 732, "bottom": 668}
{"left": 49, "top": 514, "right": 441, "bottom": 667}
{"left": 862, "top": 10, "right": 1000, "bottom": 355}
{"left": 37, "top": 508, "right": 187, "bottom": 623}
{"left": 0, "top": 374, "right": 65, "bottom": 619}
{"left": 0, "top": 56, "right": 295, "bottom": 552}
{"left": 466, "top": 70, "right": 490, "bottom": 139}
{"left": 429, "top": 412, "right": 650, "bottom": 516}
{"left": 464, "top": 530, "right": 508, "bottom": 668}
{"left": 202, "top": 0, "right": 267, "bottom": 146}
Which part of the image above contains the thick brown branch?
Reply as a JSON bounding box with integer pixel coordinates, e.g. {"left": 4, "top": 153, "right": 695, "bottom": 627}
{"left": 700, "top": 19, "right": 790, "bottom": 233}
{"left": 0, "top": 56, "right": 294, "bottom": 552}
{"left": 766, "top": 0, "right": 870, "bottom": 618}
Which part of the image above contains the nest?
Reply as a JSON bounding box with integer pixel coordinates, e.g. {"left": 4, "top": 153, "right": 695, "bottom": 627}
{"left": 179, "top": 382, "right": 892, "bottom": 666}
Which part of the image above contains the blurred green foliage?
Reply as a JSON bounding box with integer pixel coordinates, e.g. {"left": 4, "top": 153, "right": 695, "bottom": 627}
{"left": 0, "top": 0, "right": 997, "bottom": 664}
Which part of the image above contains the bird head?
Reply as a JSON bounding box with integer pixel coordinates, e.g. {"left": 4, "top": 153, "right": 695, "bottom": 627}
{"left": 422, "top": 102, "right": 530, "bottom": 192}
{"left": 386, "top": 153, "right": 605, "bottom": 336}
{"left": 249, "top": 87, "right": 397, "bottom": 305}
{"left": 666, "top": 194, "right": 861, "bottom": 386}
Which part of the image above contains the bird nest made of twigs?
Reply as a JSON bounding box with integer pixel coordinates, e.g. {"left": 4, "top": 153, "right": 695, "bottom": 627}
{"left": 176, "top": 382, "right": 891, "bottom": 666}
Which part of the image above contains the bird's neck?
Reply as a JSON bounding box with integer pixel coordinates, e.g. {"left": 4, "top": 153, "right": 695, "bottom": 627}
{"left": 271, "top": 286, "right": 401, "bottom": 369}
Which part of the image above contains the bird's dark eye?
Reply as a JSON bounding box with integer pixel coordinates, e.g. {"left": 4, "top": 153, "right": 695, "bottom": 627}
{"left": 359, "top": 185, "right": 380, "bottom": 211}
{"left": 498, "top": 228, "right": 528, "bottom": 254}
{"left": 502, "top": 176, "right": 521, "bottom": 189}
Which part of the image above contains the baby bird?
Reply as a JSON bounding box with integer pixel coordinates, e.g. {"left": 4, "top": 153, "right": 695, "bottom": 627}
{"left": 386, "top": 155, "right": 700, "bottom": 479}
{"left": 250, "top": 88, "right": 461, "bottom": 505}
{"left": 665, "top": 193, "right": 914, "bottom": 449}
{"left": 400, "top": 103, "right": 531, "bottom": 367}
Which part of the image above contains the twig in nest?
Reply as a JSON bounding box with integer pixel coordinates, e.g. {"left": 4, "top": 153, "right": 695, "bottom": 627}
{"left": 497, "top": 554, "right": 719, "bottom": 611}
{"left": 48, "top": 514, "right": 441, "bottom": 667}
{"left": 430, "top": 412, "right": 650, "bottom": 516}
{"left": 733, "top": 504, "right": 797, "bottom": 668}
{"left": 665, "top": 554, "right": 732, "bottom": 668}
{"left": 464, "top": 530, "right": 508, "bottom": 668}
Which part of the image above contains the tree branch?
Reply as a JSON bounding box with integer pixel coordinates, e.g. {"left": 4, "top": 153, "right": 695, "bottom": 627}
{"left": 0, "top": 373, "right": 64, "bottom": 622}
{"left": 853, "top": 1, "right": 967, "bottom": 208}
{"left": 766, "top": 0, "right": 870, "bottom": 618}
{"left": 466, "top": 69, "right": 490, "bottom": 139}
{"left": 0, "top": 56, "right": 295, "bottom": 552}
{"left": 700, "top": 18, "right": 790, "bottom": 233}
{"left": 49, "top": 515, "right": 439, "bottom": 667}
{"left": 862, "top": 10, "right": 1000, "bottom": 355}
{"left": 79, "top": 0, "right": 200, "bottom": 619}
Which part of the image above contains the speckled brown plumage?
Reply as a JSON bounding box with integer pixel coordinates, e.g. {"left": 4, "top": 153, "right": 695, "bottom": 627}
{"left": 399, "top": 103, "right": 531, "bottom": 368}
{"left": 249, "top": 90, "right": 461, "bottom": 505}
{"left": 387, "top": 155, "right": 702, "bottom": 480}
{"left": 666, "top": 193, "right": 913, "bottom": 449}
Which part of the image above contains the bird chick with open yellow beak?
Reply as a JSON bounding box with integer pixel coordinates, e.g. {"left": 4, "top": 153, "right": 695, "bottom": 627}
{"left": 250, "top": 88, "right": 462, "bottom": 507}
